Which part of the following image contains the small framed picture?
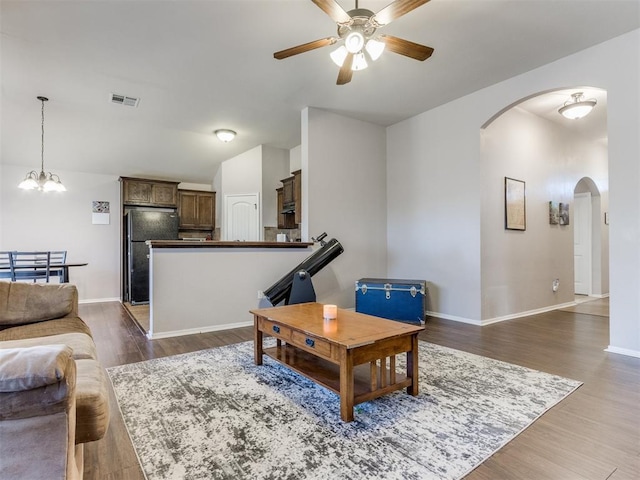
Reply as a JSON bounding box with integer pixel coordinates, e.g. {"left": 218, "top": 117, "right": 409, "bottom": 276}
{"left": 549, "top": 201, "right": 559, "bottom": 225}
{"left": 559, "top": 202, "right": 570, "bottom": 225}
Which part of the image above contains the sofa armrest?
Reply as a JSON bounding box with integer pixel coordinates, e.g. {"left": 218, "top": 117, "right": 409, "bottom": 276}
{"left": 0, "top": 345, "right": 76, "bottom": 420}
{"left": 0, "top": 345, "right": 81, "bottom": 480}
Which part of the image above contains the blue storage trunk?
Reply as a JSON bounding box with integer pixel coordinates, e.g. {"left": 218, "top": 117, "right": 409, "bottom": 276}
{"left": 355, "top": 278, "right": 427, "bottom": 325}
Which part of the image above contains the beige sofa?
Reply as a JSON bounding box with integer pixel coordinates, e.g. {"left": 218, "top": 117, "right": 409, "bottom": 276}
{"left": 0, "top": 282, "right": 110, "bottom": 480}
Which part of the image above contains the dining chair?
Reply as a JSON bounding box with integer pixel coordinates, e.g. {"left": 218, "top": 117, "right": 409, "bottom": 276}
{"left": 49, "top": 251, "right": 67, "bottom": 264}
{"left": 9, "top": 251, "right": 51, "bottom": 283}
{"left": 49, "top": 250, "right": 67, "bottom": 281}
{"left": 0, "top": 251, "right": 11, "bottom": 268}
{"left": 0, "top": 251, "right": 13, "bottom": 280}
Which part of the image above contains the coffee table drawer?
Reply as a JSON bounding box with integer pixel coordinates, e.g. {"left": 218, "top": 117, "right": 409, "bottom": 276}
{"left": 290, "top": 330, "right": 332, "bottom": 358}
{"left": 260, "top": 318, "right": 291, "bottom": 341}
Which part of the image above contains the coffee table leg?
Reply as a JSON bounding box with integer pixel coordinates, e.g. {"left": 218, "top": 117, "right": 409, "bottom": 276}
{"left": 407, "top": 334, "right": 419, "bottom": 396}
{"left": 254, "top": 315, "right": 263, "bottom": 366}
{"left": 339, "top": 348, "right": 355, "bottom": 422}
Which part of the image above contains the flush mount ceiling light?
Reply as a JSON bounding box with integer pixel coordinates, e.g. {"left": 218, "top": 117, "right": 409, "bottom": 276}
{"left": 274, "top": 0, "right": 434, "bottom": 85}
{"left": 558, "top": 92, "right": 597, "bottom": 119}
{"left": 214, "top": 129, "right": 236, "bottom": 142}
{"left": 18, "top": 96, "right": 66, "bottom": 192}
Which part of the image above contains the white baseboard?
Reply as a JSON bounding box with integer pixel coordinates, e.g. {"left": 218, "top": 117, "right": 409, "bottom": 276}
{"left": 426, "top": 311, "right": 482, "bottom": 326}
{"left": 148, "top": 320, "right": 254, "bottom": 340}
{"left": 480, "top": 302, "right": 577, "bottom": 326}
{"left": 427, "top": 301, "right": 577, "bottom": 327}
{"left": 604, "top": 346, "right": 640, "bottom": 358}
{"left": 79, "top": 297, "right": 121, "bottom": 304}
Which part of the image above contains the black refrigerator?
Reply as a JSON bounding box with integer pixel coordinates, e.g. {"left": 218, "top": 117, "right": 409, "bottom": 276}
{"left": 125, "top": 210, "right": 179, "bottom": 304}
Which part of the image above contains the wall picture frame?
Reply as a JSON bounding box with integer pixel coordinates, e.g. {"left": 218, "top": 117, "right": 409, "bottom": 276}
{"left": 559, "top": 202, "right": 570, "bottom": 225}
{"left": 505, "top": 177, "right": 526, "bottom": 231}
{"left": 549, "top": 201, "right": 559, "bottom": 225}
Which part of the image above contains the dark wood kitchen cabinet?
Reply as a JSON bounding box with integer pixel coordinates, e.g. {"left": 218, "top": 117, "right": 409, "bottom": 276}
{"left": 120, "top": 177, "right": 179, "bottom": 208}
{"left": 281, "top": 175, "right": 295, "bottom": 205}
{"left": 293, "top": 169, "right": 302, "bottom": 225}
{"left": 178, "top": 190, "right": 215, "bottom": 230}
{"left": 277, "top": 187, "right": 295, "bottom": 229}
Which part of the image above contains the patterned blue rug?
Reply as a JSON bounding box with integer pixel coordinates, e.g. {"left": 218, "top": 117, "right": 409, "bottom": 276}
{"left": 107, "top": 340, "right": 581, "bottom": 480}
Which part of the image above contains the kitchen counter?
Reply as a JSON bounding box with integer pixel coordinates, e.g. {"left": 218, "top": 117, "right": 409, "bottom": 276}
{"left": 147, "top": 240, "right": 313, "bottom": 249}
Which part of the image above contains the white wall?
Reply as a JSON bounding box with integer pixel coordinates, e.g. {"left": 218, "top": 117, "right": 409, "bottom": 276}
{"left": 219, "top": 145, "right": 262, "bottom": 239}
{"left": 480, "top": 106, "right": 609, "bottom": 320}
{"left": 387, "top": 100, "right": 482, "bottom": 323}
{"left": 261, "top": 145, "right": 289, "bottom": 228}
{"left": 302, "top": 107, "right": 387, "bottom": 307}
{"left": 387, "top": 29, "right": 640, "bottom": 355}
{"left": 150, "top": 246, "right": 311, "bottom": 338}
{"left": 0, "top": 164, "right": 120, "bottom": 301}
{"left": 289, "top": 145, "right": 301, "bottom": 172}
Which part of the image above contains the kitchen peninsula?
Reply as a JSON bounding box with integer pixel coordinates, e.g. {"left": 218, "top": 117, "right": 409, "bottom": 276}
{"left": 146, "top": 240, "right": 313, "bottom": 339}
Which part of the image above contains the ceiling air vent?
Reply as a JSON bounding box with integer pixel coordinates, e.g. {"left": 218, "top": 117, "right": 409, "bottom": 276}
{"left": 110, "top": 93, "right": 139, "bottom": 107}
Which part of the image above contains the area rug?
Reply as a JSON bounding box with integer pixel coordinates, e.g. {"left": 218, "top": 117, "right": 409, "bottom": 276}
{"left": 107, "top": 340, "right": 581, "bottom": 480}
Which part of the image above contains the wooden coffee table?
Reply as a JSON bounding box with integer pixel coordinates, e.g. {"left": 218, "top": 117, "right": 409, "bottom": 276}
{"left": 251, "top": 302, "right": 424, "bottom": 422}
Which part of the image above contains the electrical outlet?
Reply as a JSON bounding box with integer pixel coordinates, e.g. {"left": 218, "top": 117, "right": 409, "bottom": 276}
{"left": 552, "top": 279, "right": 560, "bottom": 292}
{"left": 257, "top": 290, "right": 264, "bottom": 299}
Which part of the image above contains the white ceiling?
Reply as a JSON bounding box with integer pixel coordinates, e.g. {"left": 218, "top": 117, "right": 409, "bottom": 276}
{"left": 1, "top": 0, "right": 638, "bottom": 183}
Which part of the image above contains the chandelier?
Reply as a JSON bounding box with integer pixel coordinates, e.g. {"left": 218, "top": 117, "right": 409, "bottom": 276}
{"left": 558, "top": 92, "right": 597, "bottom": 120}
{"left": 18, "top": 96, "right": 66, "bottom": 192}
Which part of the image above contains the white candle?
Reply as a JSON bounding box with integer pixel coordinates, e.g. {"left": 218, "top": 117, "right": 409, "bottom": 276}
{"left": 323, "top": 304, "right": 337, "bottom": 319}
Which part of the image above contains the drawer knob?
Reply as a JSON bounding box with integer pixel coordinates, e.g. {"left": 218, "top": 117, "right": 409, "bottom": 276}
{"left": 272, "top": 325, "right": 280, "bottom": 334}
{"left": 305, "top": 338, "right": 315, "bottom": 348}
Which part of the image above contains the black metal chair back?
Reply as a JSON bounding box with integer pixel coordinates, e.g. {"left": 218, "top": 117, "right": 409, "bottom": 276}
{"left": 9, "top": 251, "right": 51, "bottom": 283}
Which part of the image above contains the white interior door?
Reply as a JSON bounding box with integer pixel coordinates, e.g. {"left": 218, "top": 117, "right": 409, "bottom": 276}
{"left": 574, "top": 192, "right": 592, "bottom": 295}
{"left": 225, "top": 194, "right": 259, "bottom": 241}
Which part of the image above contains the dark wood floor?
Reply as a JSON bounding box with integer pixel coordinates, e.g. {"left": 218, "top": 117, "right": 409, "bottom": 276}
{"left": 80, "top": 299, "right": 639, "bottom": 480}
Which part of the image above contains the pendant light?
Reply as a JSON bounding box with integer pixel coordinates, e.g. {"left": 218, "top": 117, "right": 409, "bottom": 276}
{"left": 18, "top": 96, "right": 66, "bottom": 192}
{"left": 558, "top": 92, "right": 597, "bottom": 120}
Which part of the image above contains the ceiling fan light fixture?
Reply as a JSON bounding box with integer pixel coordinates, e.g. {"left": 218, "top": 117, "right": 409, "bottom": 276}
{"left": 330, "top": 45, "right": 348, "bottom": 67}
{"left": 365, "top": 38, "right": 385, "bottom": 61}
{"left": 352, "top": 52, "right": 368, "bottom": 71}
{"left": 214, "top": 129, "right": 236, "bottom": 142}
{"left": 344, "top": 31, "right": 365, "bottom": 54}
{"left": 558, "top": 92, "right": 597, "bottom": 119}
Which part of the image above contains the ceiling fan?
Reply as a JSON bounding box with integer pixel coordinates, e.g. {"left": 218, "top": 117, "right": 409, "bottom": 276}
{"left": 273, "top": 0, "right": 434, "bottom": 85}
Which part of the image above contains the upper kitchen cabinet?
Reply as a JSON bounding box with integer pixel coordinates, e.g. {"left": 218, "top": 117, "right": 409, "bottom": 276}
{"left": 178, "top": 190, "right": 215, "bottom": 230}
{"left": 281, "top": 175, "right": 295, "bottom": 207}
{"left": 293, "top": 169, "right": 302, "bottom": 225}
{"left": 120, "top": 177, "right": 179, "bottom": 208}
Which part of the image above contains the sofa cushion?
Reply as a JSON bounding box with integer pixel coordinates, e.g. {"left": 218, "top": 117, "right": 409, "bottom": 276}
{"left": 75, "top": 359, "right": 110, "bottom": 443}
{"left": 0, "top": 282, "right": 78, "bottom": 327}
{"left": 0, "top": 316, "right": 92, "bottom": 342}
{"left": 0, "top": 332, "right": 97, "bottom": 360}
{"left": 0, "top": 344, "right": 73, "bottom": 392}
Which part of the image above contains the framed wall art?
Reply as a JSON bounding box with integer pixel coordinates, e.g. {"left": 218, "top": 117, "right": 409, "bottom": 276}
{"left": 549, "top": 201, "right": 559, "bottom": 225}
{"left": 505, "top": 177, "right": 526, "bottom": 231}
{"left": 559, "top": 202, "right": 570, "bottom": 225}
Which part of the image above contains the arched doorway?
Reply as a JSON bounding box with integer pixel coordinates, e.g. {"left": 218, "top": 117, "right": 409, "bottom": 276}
{"left": 574, "top": 177, "right": 607, "bottom": 297}
{"left": 479, "top": 86, "right": 609, "bottom": 321}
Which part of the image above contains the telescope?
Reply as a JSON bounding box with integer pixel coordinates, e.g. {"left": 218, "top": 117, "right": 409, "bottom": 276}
{"left": 260, "top": 233, "right": 344, "bottom": 307}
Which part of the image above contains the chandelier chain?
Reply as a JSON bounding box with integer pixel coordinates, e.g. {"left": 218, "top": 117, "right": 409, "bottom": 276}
{"left": 41, "top": 98, "right": 45, "bottom": 173}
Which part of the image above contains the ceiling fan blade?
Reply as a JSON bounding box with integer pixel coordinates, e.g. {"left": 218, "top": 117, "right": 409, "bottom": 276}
{"left": 336, "top": 53, "right": 354, "bottom": 85}
{"left": 381, "top": 35, "right": 434, "bottom": 61}
{"left": 373, "top": 0, "right": 431, "bottom": 26}
{"left": 311, "top": 0, "right": 352, "bottom": 24}
{"left": 274, "top": 37, "right": 336, "bottom": 60}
